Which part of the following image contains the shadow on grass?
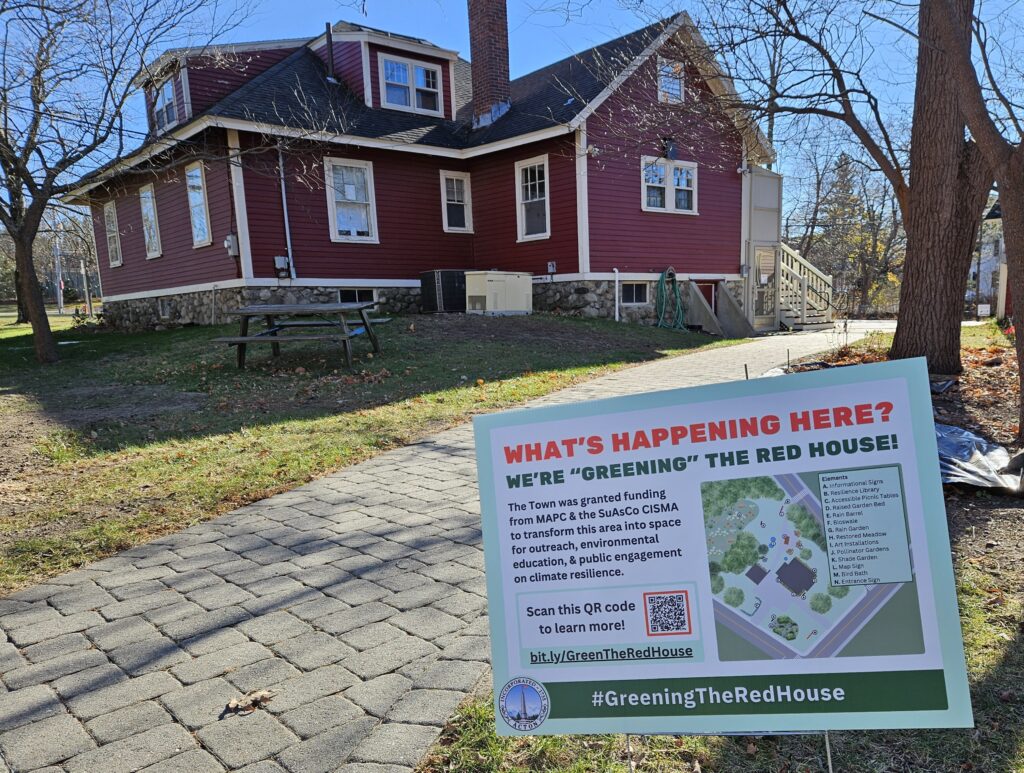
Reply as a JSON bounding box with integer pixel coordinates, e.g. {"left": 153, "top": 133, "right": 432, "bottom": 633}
{"left": 0, "top": 313, "right": 733, "bottom": 589}
{"left": 0, "top": 313, "right": 726, "bottom": 452}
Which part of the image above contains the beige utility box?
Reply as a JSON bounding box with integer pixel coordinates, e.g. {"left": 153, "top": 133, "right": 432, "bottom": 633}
{"left": 465, "top": 271, "right": 533, "bottom": 315}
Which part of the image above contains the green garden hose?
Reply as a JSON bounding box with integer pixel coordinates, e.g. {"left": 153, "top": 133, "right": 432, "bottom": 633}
{"left": 656, "top": 268, "right": 687, "bottom": 330}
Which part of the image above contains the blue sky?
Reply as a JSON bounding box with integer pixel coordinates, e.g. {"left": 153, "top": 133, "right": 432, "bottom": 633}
{"left": 213, "top": 0, "right": 656, "bottom": 76}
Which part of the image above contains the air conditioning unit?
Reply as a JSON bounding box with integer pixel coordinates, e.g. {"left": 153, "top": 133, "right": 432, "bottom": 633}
{"left": 420, "top": 270, "right": 467, "bottom": 312}
{"left": 465, "top": 271, "right": 533, "bottom": 315}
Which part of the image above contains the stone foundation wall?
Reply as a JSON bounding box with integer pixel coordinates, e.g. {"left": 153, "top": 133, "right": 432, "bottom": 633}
{"left": 532, "top": 279, "right": 712, "bottom": 325}
{"left": 102, "top": 285, "right": 422, "bottom": 332}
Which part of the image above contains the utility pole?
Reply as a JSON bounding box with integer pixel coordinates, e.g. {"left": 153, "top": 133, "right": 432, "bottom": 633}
{"left": 53, "top": 224, "right": 65, "bottom": 315}
{"left": 80, "top": 259, "right": 94, "bottom": 316}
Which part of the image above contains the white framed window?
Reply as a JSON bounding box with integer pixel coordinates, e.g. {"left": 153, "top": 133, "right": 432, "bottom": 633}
{"left": 641, "top": 157, "right": 698, "bottom": 215}
{"left": 515, "top": 155, "right": 550, "bottom": 242}
{"left": 658, "top": 58, "right": 685, "bottom": 104}
{"left": 339, "top": 288, "right": 376, "bottom": 304}
{"left": 103, "top": 201, "right": 122, "bottom": 267}
{"left": 139, "top": 184, "right": 162, "bottom": 259}
{"left": 324, "top": 157, "right": 379, "bottom": 243}
{"left": 157, "top": 297, "right": 171, "bottom": 320}
{"left": 440, "top": 171, "right": 472, "bottom": 233}
{"left": 621, "top": 282, "right": 649, "bottom": 305}
{"left": 379, "top": 55, "right": 444, "bottom": 116}
{"left": 153, "top": 79, "right": 177, "bottom": 131}
{"left": 185, "top": 162, "right": 212, "bottom": 247}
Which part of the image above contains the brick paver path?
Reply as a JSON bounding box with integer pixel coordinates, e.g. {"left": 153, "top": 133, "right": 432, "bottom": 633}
{"left": 0, "top": 324, "right": 890, "bottom": 772}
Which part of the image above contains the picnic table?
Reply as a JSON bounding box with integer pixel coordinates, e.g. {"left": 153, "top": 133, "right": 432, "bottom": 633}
{"left": 213, "top": 302, "right": 385, "bottom": 369}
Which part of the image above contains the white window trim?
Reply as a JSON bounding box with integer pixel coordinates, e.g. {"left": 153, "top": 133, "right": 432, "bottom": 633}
{"left": 103, "top": 201, "right": 122, "bottom": 268}
{"left": 377, "top": 53, "right": 445, "bottom": 117}
{"left": 515, "top": 154, "right": 551, "bottom": 243}
{"left": 324, "top": 157, "right": 380, "bottom": 244}
{"left": 620, "top": 281, "right": 649, "bottom": 305}
{"left": 185, "top": 161, "right": 213, "bottom": 248}
{"left": 338, "top": 287, "right": 378, "bottom": 303}
{"left": 657, "top": 56, "right": 686, "bottom": 105}
{"left": 439, "top": 170, "right": 473, "bottom": 233}
{"left": 139, "top": 183, "right": 162, "bottom": 259}
{"left": 153, "top": 78, "right": 179, "bottom": 132}
{"left": 640, "top": 156, "right": 698, "bottom": 216}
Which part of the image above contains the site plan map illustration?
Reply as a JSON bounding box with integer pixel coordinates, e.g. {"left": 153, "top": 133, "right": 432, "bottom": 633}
{"left": 702, "top": 469, "right": 925, "bottom": 660}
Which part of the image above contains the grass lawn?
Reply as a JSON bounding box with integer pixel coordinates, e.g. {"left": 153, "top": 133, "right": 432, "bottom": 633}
{"left": 0, "top": 312, "right": 736, "bottom": 593}
{"left": 421, "top": 321, "right": 1024, "bottom": 773}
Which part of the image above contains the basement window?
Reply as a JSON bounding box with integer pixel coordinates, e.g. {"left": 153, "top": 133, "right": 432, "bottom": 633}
{"left": 621, "top": 282, "right": 648, "bottom": 305}
{"left": 339, "top": 288, "right": 376, "bottom": 304}
{"left": 380, "top": 55, "right": 443, "bottom": 116}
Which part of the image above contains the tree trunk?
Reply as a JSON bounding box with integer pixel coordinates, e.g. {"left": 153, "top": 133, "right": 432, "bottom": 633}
{"left": 889, "top": 0, "right": 991, "bottom": 374}
{"left": 13, "top": 269, "right": 29, "bottom": 323}
{"left": 14, "top": 237, "right": 59, "bottom": 363}
{"left": 995, "top": 168, "right": 1024, "bottom": 441}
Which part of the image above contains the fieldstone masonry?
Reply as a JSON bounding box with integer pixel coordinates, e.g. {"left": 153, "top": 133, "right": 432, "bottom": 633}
{"left": 0, "top": 325, "right": 885, "bottom": 772}
{"left": 102, "top": 286, "right": 421, "bottom": 332}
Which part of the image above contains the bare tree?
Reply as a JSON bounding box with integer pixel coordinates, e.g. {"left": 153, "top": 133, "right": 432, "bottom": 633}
{"left": 690, "top": 0, "right": 991, "bottom": 373}
{"left": 0, "top": 0, "right": 247, "bottom": 362}
{"left": 932, "top": 0, "right": 1024, "bottom": 436}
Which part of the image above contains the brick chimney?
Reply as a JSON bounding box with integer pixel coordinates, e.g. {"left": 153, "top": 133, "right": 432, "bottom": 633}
{"left": 468, "top": 0, "right": 511, "bottom": 127}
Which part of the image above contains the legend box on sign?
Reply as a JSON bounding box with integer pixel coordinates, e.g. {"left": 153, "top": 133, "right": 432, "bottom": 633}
{"left": 819, "top": 466, "right": 913, "bottom": 586}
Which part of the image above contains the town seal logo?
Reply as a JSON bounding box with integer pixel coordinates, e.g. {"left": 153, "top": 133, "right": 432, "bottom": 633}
{"left": 499, "top": 677, "right": 550, "bottom": 731}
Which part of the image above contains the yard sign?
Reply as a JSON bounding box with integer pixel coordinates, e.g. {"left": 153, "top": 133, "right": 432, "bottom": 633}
{"left": 473, "top": 358, "right": 972, "bottom": 735}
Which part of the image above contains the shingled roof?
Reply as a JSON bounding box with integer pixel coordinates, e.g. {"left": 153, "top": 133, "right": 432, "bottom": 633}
{"left": 202, "top": 18, "right": 669, "bottom": 150}
{"left": 69, "top": 15, "right": 771, "bottom": 196}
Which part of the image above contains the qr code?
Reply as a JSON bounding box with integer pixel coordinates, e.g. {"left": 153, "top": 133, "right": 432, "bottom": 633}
{"left": 643, "top": 590, "right": 692, "bottom": 636}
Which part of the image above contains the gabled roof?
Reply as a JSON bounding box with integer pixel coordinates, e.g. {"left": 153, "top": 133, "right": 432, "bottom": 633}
{"left": 68, "top": 13, "right": 773, "bottom": 198}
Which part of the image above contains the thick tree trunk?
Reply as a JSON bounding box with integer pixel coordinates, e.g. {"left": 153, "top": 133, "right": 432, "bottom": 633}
{"left": 13, "top": 269, "right": 29, "bottom": 323}
{"left": 995, "top": 171, "right": 1024, "bottom": 441}
{"left": 889, "top": 0, "right": 991, "bottom": 374}
{"left": 14, "top": 237, "right": 59, "bottom": 363}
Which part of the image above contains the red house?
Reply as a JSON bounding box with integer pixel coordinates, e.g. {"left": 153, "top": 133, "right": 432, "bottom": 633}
{"left": 67, "top": 5, "right": 833, "bottom": 333}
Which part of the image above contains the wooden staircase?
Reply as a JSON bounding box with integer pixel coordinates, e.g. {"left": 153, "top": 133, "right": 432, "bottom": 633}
{"left": 778, "top": 244, "right": 835, "bottom": 330}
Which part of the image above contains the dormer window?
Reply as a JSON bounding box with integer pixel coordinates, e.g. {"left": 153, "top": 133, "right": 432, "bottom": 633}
{"left": 379, "top": 55, "right": 443, "bottom": 116}
{"left": 153, "top": 79, "right": 177, "bottom": 131}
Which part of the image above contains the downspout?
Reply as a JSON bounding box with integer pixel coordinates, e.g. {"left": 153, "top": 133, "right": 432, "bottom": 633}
{"left": 613, "top": 268, "right": 620, "bottom": 322}
{"left": 278, "top": 144, "right": 296, "bottom": 279}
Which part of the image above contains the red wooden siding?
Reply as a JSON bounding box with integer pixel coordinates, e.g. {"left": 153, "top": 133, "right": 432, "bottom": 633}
{"left": 585, "top": 54, "right": 744, "bottom": 276}
{"left": 90, "top": 134, "right": 239, "bottom": 296}
{"left": 367, "top": 44, "right": 454, "bottom": 120}
{"left": 467, "top": 136, "right": 579, "bottom": 275}
{"left": 186, "top": 48, "right": 300, "bottom": 115}
{"left": 239, "top": 133, "right": 473, "bottom": 279}
{"left": 311, "top": 40, "right": 365, "bottom": 100}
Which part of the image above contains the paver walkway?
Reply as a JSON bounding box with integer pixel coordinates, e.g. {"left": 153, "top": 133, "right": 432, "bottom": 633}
{"left": 0, "top": 324, "right": 890, "bottom": 773}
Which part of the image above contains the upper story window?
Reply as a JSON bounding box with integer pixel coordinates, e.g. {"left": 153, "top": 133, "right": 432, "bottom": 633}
{"left": 185, "top": 162, "right": 211, "bottom": 247}
{"left": 658, "top": 58, "right": 685, "bottom": 104}
{"left": 153, "top": 79, "right": 177, "bottom": 131}
{"left": 440, "top": 171, "right": 472, "bottom": 232}
{"left": 379, "top": 55, "right": 443, "bottom": 116}
{"left": 103, "top": 201, "right": 122, "bottom": 267}
{"left": 325, "top": 157, "right": 379, "bottom": 243}
{"left": 515, "top": 155, "right": 550, "bottom": 242}
{"left": 138, "top": 184, "right": 161, "bottom": 259}
{"left": 641, "top": 157, "right": 698, "bottom": 215}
